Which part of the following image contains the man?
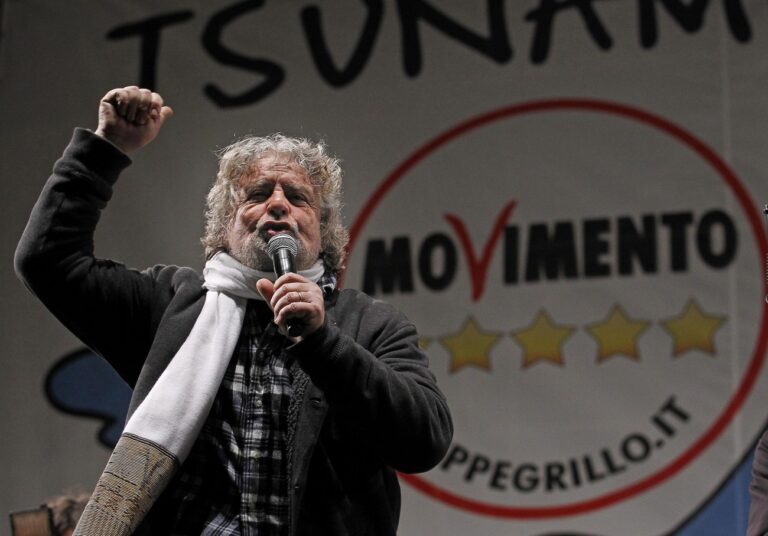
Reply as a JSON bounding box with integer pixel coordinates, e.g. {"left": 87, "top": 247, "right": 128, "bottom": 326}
{"left": 9, "top": 492, "right": 88, "bottom": 536}
{"left": 15, "top": 86, "right": 453, "bottom": 535}
{"left": 750, "top": 433, "right": 768, "bottom": 535}
{"left": 48, "top": 493, "right": 90, "bottom": 536}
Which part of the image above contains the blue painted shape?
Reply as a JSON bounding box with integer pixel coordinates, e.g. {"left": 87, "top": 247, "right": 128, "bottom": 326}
{"left": 45, "top": 348, "right": 132, "bottom": 447}
{"left": 673, "top": 450, "right": 753, "bottom": 535}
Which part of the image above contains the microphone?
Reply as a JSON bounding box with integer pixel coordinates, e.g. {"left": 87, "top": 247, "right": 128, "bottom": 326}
{"left": 266, "top": 234, "right": 302, "bottom": 336}
{"left": 267, "top": 234, "right": 297, "bottom": 278}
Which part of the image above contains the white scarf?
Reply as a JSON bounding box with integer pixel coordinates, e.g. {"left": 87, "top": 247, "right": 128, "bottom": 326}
{"left": 74, "top": 252, "right": 324, "bottom": 535}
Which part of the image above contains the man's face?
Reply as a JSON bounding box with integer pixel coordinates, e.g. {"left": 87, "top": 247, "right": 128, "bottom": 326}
{"left": 226, "top": 154, "right": 322, "bottom": 271}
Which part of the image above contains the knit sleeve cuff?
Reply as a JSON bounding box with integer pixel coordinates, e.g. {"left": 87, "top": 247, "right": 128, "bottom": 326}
{"left": 62, "top": 128, "right": 132, "bottom": 184}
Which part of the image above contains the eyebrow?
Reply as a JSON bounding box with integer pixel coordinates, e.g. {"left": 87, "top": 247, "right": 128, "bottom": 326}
{"left": 244, "top": 176, "right": 311, "bottom": 190}
{"left": 239, "top": 177, "right": 316, "bottom": 201}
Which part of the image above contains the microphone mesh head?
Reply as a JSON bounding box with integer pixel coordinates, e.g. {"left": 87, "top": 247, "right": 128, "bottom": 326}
{"left": 267, "top": 234, "right": 298, "bottom": 257}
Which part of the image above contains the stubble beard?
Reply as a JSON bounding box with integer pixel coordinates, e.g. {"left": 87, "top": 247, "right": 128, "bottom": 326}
{"left": 229, "top": 233, "right": 272, "bottom": 271}
{"left": 229, "top": 231, "right": 317, "bottom": 272}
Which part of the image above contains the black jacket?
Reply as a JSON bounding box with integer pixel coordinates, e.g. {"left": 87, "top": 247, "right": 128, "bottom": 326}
{"left": 15, "top": 128, "right": 453, "bottom": 535}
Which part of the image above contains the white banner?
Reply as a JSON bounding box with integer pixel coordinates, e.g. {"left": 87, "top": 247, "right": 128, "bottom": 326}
{"left": 3, "top": 1, "right": 768, "bottom": 534}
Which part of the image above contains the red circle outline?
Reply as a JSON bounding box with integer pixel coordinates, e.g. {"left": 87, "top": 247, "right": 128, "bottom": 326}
{"left": 345, "top": 99, "right": 768, "bottom": 518}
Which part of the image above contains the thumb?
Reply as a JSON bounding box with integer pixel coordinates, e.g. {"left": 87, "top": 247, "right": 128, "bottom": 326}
{"left": 155, "top": 105, "right": 174, "bottom": 126}
{"left": 256, "top": 278, "right": 275, "bottom": 306}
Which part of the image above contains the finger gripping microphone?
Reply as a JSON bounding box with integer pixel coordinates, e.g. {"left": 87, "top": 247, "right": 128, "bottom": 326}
{"left": 266, "top": 234, "right": 302, "bottom": 336}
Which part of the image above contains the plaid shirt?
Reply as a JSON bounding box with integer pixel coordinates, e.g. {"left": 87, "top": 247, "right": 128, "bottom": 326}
{"left": 164, "top": 274, "right": 336, "bottom": 535}
{"left": 167, "top": 300, "right": 294, "bottom": 536}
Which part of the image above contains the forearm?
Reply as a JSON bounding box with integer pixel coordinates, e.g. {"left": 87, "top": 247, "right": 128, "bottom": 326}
{"left": 16, "top": 128, "right": 129, "bottom": 293}
{"left": 289, "top": 313, "right": 453, "bottom": 473}
{"left": 15, "top": 129, "right": 156, "bottom": 381}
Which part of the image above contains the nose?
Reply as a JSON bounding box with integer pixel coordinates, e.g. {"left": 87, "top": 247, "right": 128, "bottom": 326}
{"left": 266, "top": 188, "right": 289, "bottom": 218}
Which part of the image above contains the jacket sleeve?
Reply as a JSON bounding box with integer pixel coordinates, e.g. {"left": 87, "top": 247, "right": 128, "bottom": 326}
{"left": 14, "top": 128, "right": 166, "bottom": 385}
{"left": 287, "top": 291, "right": 453, "bottom": 474}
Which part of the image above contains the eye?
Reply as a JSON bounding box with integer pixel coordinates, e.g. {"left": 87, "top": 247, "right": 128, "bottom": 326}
{"left": 289, "top": 193, "right": 308, "bottom": 205}
{"left": 245, "top": 189, "right": 270, "bottom": 202}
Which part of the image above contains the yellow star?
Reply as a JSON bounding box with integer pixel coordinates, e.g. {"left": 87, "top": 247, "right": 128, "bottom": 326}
{"left": 661, "top": 299, "right": 726, "bottom": 357}
{"left": 512, "top": 311, "right": 575, "bottom": 368}
{"left": 440, "top": 317, "right": 502, "bottom": 373}
{"left": 586, "top": 305, "right": 650, "bottom": 363}
{"left": 418, "top": 337, "right": 432, "bottom": 350}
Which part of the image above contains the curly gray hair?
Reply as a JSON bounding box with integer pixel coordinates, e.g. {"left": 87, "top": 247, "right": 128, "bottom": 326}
{"left": 202, "top": 134, "right": 349, "bottom": 276}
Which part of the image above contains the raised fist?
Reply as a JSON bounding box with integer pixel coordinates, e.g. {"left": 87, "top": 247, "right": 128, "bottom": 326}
{"left": 94, "top": 86, "right": 173, "bottom": 154}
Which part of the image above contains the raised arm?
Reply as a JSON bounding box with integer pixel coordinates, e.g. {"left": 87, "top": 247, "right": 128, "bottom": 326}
{"left": 15, "top": 87, "right": 176, "bottom": 384}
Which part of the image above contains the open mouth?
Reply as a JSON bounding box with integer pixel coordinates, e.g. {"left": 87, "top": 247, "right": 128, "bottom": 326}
{"left": 259, "top": 222, "right": 294, "bottom": 238}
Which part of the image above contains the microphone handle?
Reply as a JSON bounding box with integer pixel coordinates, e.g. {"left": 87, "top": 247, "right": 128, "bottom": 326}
{"left": 272, "top": 248, "right": 302, "bottom": 336}
{"left": 273, "top": 248, "right": 295, "bottom": 277}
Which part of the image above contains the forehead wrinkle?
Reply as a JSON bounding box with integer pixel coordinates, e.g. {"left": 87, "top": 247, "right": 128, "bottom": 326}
{"left": 252, "top": 152, "right": 302, "bottom": 173}
{"left": 238, "top": 160, "right": 309, "bottom": 189}
{"left": 240, "top": 174, "right": 313, "bottom": 192}
{"left": 235, "top": 171, "right": 320, "bottom": 210}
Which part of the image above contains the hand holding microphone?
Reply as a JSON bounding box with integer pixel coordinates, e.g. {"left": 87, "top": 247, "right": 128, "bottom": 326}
{"left": 267, "top": 235, "right": 300, "bottom": 337}
{"left": 256, "top": 234, "right": 325, "bottom": 338}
